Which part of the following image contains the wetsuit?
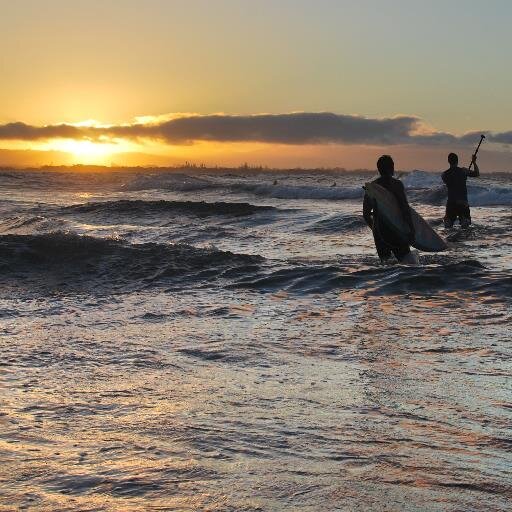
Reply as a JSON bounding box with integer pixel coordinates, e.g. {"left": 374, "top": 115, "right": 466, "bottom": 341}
{"left": 442, "top": 164, "right": 479, "bottom": 228}
{"left": 363, "top": 176, "right": 414, "bottom": 261}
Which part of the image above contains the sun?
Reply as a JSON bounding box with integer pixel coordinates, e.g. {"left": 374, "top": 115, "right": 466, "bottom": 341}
{"left": 58, "top": 140, "right": 111, "bottom": 159}
{"left": 42, "top": 138, "right": 133, "bottom": 165}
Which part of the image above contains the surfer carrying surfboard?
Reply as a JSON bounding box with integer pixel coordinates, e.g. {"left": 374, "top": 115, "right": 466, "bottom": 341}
{"left": 363, "top": 155, "right": 416, "bottom": 263}
{"left": 442, "top": 152, "right": 480, "bottom": 228}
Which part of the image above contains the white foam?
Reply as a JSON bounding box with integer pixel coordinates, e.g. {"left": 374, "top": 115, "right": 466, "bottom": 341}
{"left": 402, "top": 170, "right": 441, "bottom": 189}
{"left": 122, "top": 173, "right": 213, "bottom": 191}
{"left": 468, "top": 184, "right": 512, "bottom": 206}
{"left": 234, "top": 183, "right": 363, "bottom": 200}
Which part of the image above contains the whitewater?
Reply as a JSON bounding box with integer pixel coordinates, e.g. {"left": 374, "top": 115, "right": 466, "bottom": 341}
{"left": 0, "top": 167, "right": 511, "bottom": 511}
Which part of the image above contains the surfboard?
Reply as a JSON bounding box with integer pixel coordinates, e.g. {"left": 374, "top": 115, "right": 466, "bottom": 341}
{"left": 364, "top": 182, "right": 448, "bottom": 252}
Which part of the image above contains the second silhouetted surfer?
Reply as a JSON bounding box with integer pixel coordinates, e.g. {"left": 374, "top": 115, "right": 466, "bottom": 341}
{"left": 442, "top": 152, "right": 480, "bottom": 228}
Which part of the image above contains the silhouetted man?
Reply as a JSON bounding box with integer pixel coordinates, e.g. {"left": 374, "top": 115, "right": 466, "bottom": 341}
{"left": 363, "top": 155, "right": 415, "bottom": 263}
{"left": 442, "top": 153, "right": 479, "bottom": 228}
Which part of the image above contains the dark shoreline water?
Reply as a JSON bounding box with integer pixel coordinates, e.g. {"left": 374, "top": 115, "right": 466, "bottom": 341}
{"left": 1, "top": 168, "right": 511, "bottom": 511}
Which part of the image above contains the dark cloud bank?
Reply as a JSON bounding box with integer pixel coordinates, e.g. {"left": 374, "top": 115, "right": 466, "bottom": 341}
{"left": 0, "top": 113, "right": 510, "bottom": 146}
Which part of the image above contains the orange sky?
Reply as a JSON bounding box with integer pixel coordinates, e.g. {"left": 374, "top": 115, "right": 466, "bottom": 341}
{"left": 1, "top": 1, "right": 512, "bottom": 170}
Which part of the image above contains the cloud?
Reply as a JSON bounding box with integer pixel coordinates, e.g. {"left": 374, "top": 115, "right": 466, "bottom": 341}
{"left": 486, "top": 131, "right": 512, "bottom": 145}
{"left": 0, "top": 113, "right": 508, "bottom": 147}
{"left": 143, "top": 113, "right": 420, "bottom": 145}
{"left": 0, "top": 122, "right": 84, "bottom": 140}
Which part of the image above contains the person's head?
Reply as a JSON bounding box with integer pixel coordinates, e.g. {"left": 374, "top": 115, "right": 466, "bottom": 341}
{"left": 377, "top": 155, "right": 394, "bottom": 177}
{"left": 448, "top": 153, "right": 458, "bottom": 167}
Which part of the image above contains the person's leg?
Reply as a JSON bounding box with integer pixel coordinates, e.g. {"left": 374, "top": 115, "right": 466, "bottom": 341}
{"left": 392, "top": 244, "right": 413, "bottom": 263}
{"left": 372, "top": 230, "right": 392, "bottom": 262}
{"left": 377, "top": 246, "right": 392, "bottom": 262}
{"left": 460, "top": 217, "right": 471, "bottom": 228}
{"left": 459, "top": 205, "right": 472, "bottom": 228}
{"left": 444, "top": 202, "right": 456, "bottom": 228}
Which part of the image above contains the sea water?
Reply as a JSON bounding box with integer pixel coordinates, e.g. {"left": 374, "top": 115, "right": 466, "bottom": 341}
{"left": 0, "top": 168, "right": 511, "bottom": 511}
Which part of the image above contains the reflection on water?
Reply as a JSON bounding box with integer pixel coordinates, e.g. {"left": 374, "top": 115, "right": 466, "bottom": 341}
{"left": 1, "top": 290, "right": 510, "bottom": 511}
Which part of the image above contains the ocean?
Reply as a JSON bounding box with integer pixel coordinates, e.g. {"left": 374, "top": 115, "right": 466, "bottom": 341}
{"left": 1, "top": 167, "right": 511, "bottom": 511}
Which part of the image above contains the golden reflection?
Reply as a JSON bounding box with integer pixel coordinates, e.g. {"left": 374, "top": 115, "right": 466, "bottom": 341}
{"left": 229, "top": 304, "right": 255, "bottom": 315}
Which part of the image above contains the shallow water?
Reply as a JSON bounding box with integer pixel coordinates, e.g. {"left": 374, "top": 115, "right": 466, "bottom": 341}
{"left": 0, "top": 168, "right": 511, "bottom": 511}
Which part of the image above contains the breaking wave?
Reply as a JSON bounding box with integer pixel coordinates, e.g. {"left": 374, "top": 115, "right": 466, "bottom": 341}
{"left": 121, "top": 174, "right": 363, "bottom": 200}
{"left": 231, "top": 183, "right": 363, "bottom": 200}
{"left": 409, "top": 183, "right": 512, "bottom": 206}
{"left": 402, "top": 170, "right": 441, "bottom": 189}
{"left": 0, "top": 233, "right": 262, "bottom": 293}
{"left": 466, "top": 184, "right": 512, "bottom": 206}
{"left": 305, "top": 214, "right": 367, "bottom": 233}
{"left": 121, "top": 173, "right": 214, "bottom": 192}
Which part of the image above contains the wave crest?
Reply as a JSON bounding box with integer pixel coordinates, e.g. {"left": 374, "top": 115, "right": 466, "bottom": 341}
{"left": 63, "top": 199, "right": 276, "bottom": 217}
{"left": 231, "top": 259, "right": 512, "bottom": 297}
{"left": 306, "top": 214, "right": 366, "bottom": 233}
{"left": 121, "top": 173, "right": 216, "bottom": 192}
{"left": 232, "top": 183, "right": 363, "bottom": 200}
{"left": 0, "top": 233, "right": 262, "bottom": 293}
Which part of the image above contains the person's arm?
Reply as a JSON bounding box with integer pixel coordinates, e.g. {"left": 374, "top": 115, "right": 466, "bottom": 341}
{"left": 441, "top": 170, "right": 448, "bottom": 184}
{"left": 362, "top": 192, "right": 374, "bottom": 228}
{"left": 467, "top": 154, "right": 480, "bottom": 177}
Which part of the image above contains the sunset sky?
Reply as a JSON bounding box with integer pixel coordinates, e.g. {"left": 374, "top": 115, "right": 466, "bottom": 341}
{"left": 2, "top": 0, "right": 512, "bottom": 169}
